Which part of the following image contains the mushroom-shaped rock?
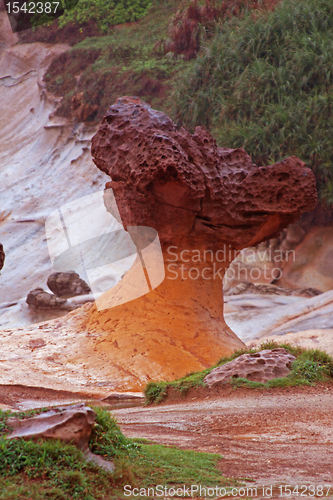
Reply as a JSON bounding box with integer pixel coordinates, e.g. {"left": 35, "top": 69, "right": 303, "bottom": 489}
{"left": 86, "top": 96, "right": 317, "bottom": 376}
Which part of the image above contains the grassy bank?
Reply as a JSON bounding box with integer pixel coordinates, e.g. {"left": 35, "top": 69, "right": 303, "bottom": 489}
{"left": 20, "top": 0, "right": 333, "bottom": 204}
{"left": 145, "top": 342, "right": 333, "bottom": 404}
{"left": 174, "top": 0, "right": 333, "bottom": 204}
{"left": 0, "top": 407, "right": 235, "bottom": 499}
{"left": 42, "top": 0, "right": 189, "bottom": 122}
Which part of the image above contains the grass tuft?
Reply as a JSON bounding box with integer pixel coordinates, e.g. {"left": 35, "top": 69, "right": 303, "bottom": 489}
{"left": 144, "top": 341, "right": 333, "bottom": 404}
{"left": 0, "top": 406, "right": 234, "bottom": 498}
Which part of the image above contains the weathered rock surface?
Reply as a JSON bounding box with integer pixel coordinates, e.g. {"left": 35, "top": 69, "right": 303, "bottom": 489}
{"left": 204, "top": 348, "right": 296, "bottom": 386}
{"left": 0, "top": 95, "right": 318, "bottom": 392}
{"left": 26, "top": 288, "right": 94, "bottom": 311}
{"left": 92, "top": 97, "right": 317, "bottom": 251}
{"left": 26, "top": 288, "right": 67, "bottom": 309}
{"left": 225, "top": 289, "right": 333, "bottom": 342}
{"left": 247, "top": 329, "right": 333, "bottom": 357}
{"left": 225, "top": 281, "right": 322, "bottom": 297}
{"left": 276, "top": 226, "right": 333, "bottom": 292}
{"left": 47, "top": 271, "right": 91, "bottom": 298}
{"left": 0, "top": 7, "right": 18, "bottom": 49}
{"left": 7, "top": 403, "right": 95, "bottom": 450}
{"left": 224, "top": 223, "right": 333, "bottom": 294}
{"left": 0, "top": 40, "right": 111, "bottom": 329}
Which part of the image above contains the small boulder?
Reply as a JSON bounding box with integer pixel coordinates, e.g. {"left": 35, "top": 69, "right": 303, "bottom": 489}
{"left": 47, "top": 271, "right": 91, "bottom": 298}
{"left": 204, "top": 348, "right": 296, "bottom": 386}
{"left": 26, "top": 288, "right": 67, "bottom": 309}
{"left": 7, "top": 404, "right": 95, "bottom": 450}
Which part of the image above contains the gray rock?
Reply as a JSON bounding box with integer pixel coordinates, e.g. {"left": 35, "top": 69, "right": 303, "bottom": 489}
{"left": 7, "top": 403, "right": 95, "bottom": 450}
{"left": 26, "top": 288, "right": 67, "bottom": 310}
{"left": 47, "top": 272, "right": 91, "bottom": 298}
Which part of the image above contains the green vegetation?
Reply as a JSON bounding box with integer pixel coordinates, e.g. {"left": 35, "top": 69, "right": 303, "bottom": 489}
{"left": 40, "top": 0, "right": 333, "bottom": 205}
{"left": 59, "top": 0, "right": 153, "bottom": 32}
{"left": 0, "top": 406, "right": 234, "bottom": 499}
{"left": 43, "top": 0, "right": 187, "bottom": 121}
{"left": 174, "top": 0, "right": 333, "bottom": 204}
{"left": 145, "top": 341, "right": 333, "bottom": 404}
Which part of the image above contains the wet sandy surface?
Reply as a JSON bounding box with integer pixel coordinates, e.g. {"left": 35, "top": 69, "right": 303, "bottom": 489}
{"left": 115, "top": 385, "right": 333, "bottom": 492}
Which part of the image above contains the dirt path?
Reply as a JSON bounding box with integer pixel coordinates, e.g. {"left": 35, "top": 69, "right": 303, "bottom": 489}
{"left": 115, "top": 385, "right": 333, "bottom": 495}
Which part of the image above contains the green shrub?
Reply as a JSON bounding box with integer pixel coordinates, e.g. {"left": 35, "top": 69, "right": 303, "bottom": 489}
{"left": 89, "top": 406, "right": 140, "bottom": 458}
{"left": 58, "top": 0, "right": 153, "bottom": 30}
{"left": 174, "top": 0, "right": 333, "bottom": 204}
{"left": 0, "top": 407, "right": 234, "bottom": 498}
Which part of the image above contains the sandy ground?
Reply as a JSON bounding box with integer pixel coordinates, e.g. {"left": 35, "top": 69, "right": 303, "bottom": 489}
{"left": 115, "top": 385, "right": 333, "bottom": 497}
{"left": 0, "top": 382, "right": 332, "bottom": 498}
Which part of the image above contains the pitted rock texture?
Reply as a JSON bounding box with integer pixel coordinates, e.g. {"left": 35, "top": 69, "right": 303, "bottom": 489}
{"left": 7, "top": 404, "right": 96, "bottom": 450}
{"left": 92, "top": 96, "right": 317, "bottom": 250}
{"left": 47, "top": 271, "right": 91, "bottom": 298}
{"left": 0, "top": 243, "right": 4, "bottom": 271}
{"left": 204, "top": 348, "right": 296, "bottom": 385}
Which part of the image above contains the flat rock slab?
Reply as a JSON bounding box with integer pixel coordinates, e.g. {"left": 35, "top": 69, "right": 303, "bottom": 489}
{"left": 204, "top": 348, "right": 296, "bottom": 385}
{"left": 7, "top": 403, "right": 95, "bottom": 450}
{"left": 247, "top": 329, "right": 333, "bottom": 357}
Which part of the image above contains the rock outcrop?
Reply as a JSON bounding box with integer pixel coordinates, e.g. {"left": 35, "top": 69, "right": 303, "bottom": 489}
{"left": 224, "top": 221, "right": 333, "bottom": 293}
{"left": 47, "top": 271, "right": 91, "bottom": 298}
{"left": 88, "top": 96, "right": 317, "bottom": 363}
{"left": 276, "top": 226, "right": 333, "bottom": 292}
{"left": 92, "top": 97, "right": 317, "bottom": 251}
{"left": 224, "top": 289, "right": 333, "bottom": 342}
{"left": 7, "top": 403, "right": 95, "bottom": 450}
{"left": 26, "top": 287, "right": 94, "bottom": 311}
{"left": 204, "top": 348, "right": 296, "bottom": 385}
{"left": 247, "top": 330, "right": 333, "bottom": 357}
{"left": 26, "top": 288, "right": 67, "bottom": 310}
{"left": 225, "top": 281, "right": 322, "bottom": 297}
